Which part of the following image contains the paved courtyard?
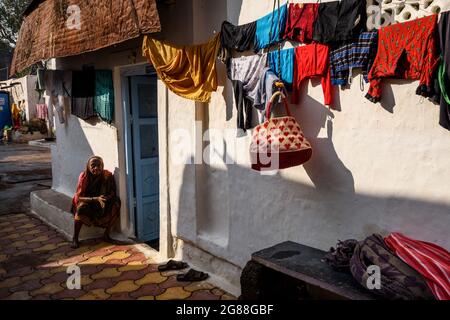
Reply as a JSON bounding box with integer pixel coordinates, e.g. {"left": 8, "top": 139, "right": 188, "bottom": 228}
{"left": 0, "top": 142, "right": 52, "bottom": 215}
{"left": 0, "top": 143, "right": 235, "bottom": 300}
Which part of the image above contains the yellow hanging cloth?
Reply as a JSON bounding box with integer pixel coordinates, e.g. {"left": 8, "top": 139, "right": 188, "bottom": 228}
{"left": 142, "top": 33, "right": 221, "bottom": 103}
{"left": 11, "top": 103, "right": 20, "bottom": 121}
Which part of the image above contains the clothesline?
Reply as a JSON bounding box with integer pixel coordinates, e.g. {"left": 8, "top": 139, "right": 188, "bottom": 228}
{"left": 142, "top": 1, "right": 450, "bottom": 133}
{"left": 36, "top": 68, "right": 115, "bottom": 124}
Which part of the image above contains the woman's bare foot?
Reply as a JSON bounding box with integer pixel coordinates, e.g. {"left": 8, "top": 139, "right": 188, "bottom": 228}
{"left": 71, "top": 239, "right": 80, "bottom": 249}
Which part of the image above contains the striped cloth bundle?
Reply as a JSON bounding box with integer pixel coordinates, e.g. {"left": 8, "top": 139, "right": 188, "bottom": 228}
{"left": 385, "top": 232, "right": 450, "bottom": 300}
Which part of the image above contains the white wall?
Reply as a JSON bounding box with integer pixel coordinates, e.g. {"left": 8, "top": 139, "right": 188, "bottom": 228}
{"left": 25, "top": 75, "right": 39, "bottom": 120}
{"left": 50, "top": 0, "right": 450, "bottom": 295}
{"left": 0, "top": 75, "right": 39, "bottom": 121}
{"left": 51, "top": 0, "right": 195, "bottom": 239}
{"left": 51, "top": 117, "right": 119, "bottom": 197}
{"left": 367, "top": 0, "right": 450, "bottom": 29}
{"left": 163, "top": 0, "right": 450, "bottom": 294}
{"left": 52, "top": 39, "right": 143, "bottom": 236}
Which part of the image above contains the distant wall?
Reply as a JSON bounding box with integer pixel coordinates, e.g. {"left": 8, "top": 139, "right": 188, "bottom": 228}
{"left": 0, "top": 75, "right": 39, "bottom": 121}
{"left": 50, "top": 0, "right": 450, "bottom": 296}
{"left": 166, "top": 1, "right": 450, "bottom": 287}
{"left": 367, "top": 0, "right": 450, "bottom": 29}
{"left": 52, "top": 0, "right": 195, "bottom": 238}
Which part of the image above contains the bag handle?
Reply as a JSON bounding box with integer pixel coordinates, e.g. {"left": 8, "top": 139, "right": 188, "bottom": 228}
{"left": 265, "top": 91, "right": 292, "bottom": 120}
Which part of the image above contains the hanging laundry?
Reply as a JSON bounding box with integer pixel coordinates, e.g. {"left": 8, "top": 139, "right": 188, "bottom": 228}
{"left": 142, "top": 33, "right": 221, "bottom": 103}
{"left": 36, "top": 68, "right": 46, "bottom": 100}
{"left": 282, "top": 3, "right": 318, "bottom": 44}
{"left": 228, "top": 54, "right": 268, "bottom": 131}
{"left": 313, "top": 0, "right": 367, "bottom": 44}
{"left": 44, "top": 70, "right": 72, "bottom": 98}
{"left": 268, "top": 47, "right": 294, "bottom": 85}
{"left": 36, "top": 104, "right": 48, "bottom": 120}
{"left": 384, "top": 233, "right": 450, "bottom": 300}
{"left": 71, "top": 70, "right": 96, "bottom": 120}
{"left": 329, "top": 31, "right": 378, "bottom": 87}
{"left": 254, "top": 4, "right": 287, "bottom": 52}
{"left": 10, "top": 103, "right": 21, "bottom": 129}
{"left": 255, "top": 67, "right": 287, "bottom": 123}
{"left": 432, "top": 11, "right": 450, "bottom": 131}
{"left": 255, "top": 67, "right": 280, "bottom": 111}
{"left": 94, "top": 70, "right": 114, "bottom": 123}
{"left": 44, "top": 70, "right": 72, "bottom": 124}
{"left": 219, "top": 21, "right": 256, "bottom": 63}
{"left": 365, "top": 15, "right": 439, "bottom": 103}
{"left": 12, "top": 83, "right": 24, "bottom": 103}
{"left": 292, "top": 43, "right": 333, "bottom": 106}
{"left": 19, "top": 101, "right": 26, "bottom": 123}
{"left": 231, "top": 81, "right": 253, "bottom": 132}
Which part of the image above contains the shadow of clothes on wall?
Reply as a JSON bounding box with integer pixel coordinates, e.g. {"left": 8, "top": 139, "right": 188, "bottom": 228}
{"left": 304, "top": 118, "right": 356, "bottom": 195}
{"left": 174, "top": 147, "right": 450, "bottom": 282}
{"left": 288, "top": 88, "right": 355, "bottom": 196}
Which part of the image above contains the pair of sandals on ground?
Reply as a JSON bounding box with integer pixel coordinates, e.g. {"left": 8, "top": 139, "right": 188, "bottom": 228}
{"left": 158, "top": 259, "right": 209, "bottom": 282}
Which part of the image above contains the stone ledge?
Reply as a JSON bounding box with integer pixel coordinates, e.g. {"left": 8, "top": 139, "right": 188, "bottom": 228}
{"left": 30, "top": 189, "right": 104, "bottom": 241}
{"left": 28, "top": 139, "right": 56, "bottom": 149}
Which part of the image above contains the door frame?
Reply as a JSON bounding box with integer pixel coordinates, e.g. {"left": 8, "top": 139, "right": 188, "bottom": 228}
{"left": 129, "top": 75, "right": 160, "bottom": 241}
{"left": 119, "top": 62, "right": 161, "bottom": 243}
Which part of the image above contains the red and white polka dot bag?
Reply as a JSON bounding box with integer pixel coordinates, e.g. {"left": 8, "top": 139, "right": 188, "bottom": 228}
{"left": 250, "top": 92, "right": 312, "bottom": 171}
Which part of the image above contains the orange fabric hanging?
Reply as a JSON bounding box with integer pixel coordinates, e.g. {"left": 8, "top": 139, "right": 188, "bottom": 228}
{"left": 142, "top": 33, "right": 221, "bottom": 103}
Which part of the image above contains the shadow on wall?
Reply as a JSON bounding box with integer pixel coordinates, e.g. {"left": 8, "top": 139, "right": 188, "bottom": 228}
{"left": 175, "top": 146, "right": 450, "bottom": 269}
{"left": 289, "top": 80, "right": 355, "bottom": 195}
{"left": 56, "top": 108, "right": 120, "bottom": 189}
{"left": 227, "top": 0, "right": 243, "bottom": 26}
{"left": 174, "top": 76, "right": 450, "bottom": 269}
{"left": 54, "top": 113, "right": 125, "bottom": 235}
{"left": 334, "top": 70, "right": 439, "bottom": 114}
{"left": 375, "top": 79, "right": 440, "bottom": 114}
{"left": 54, "top": 115, "right": 92, "bottom": 193}
{"left": 154, "top": 0, "right": 450, "bottom": 282}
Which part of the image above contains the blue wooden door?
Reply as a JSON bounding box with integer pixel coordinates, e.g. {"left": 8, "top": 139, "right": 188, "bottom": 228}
{"left": 130, "top": 75, "right": 159, "bottom": 241}
{"left": 0, "top": 92, "right": 12, "bottom": 132}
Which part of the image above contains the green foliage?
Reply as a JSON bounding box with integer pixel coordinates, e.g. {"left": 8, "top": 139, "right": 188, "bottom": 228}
{"left": 0, "top": 0, "right": 31, "bottom": 78}
{"left": 0, "top": 0, "right": 30, "bottom": 50}
{"left": 14, "top": 65, "right": 32, "bottom": 78}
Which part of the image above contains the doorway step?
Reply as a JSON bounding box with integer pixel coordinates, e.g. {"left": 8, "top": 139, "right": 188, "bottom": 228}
{"left": 30, "top": 189, "right": 103, "bottom": 241}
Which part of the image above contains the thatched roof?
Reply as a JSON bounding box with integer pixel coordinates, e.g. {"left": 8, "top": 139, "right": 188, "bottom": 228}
{"left": 10, "top": 0, "right": 161, "bottom": 76}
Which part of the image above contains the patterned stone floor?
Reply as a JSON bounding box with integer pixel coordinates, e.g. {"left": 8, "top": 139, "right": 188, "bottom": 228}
{"left": 0, "top": 213, "right": 236, "bottom": 300}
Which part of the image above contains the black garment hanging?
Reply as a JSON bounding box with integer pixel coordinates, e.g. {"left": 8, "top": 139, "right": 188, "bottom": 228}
{"left": 36, "top": 68, "right": 46, "bottom": 100}
{"left": 219, "top": 21, "right": 257, "bottom": 63}
{"left": 232, "top": 80, "right": 253, "bottom": 132}
{"left": 71, "top": 70, "right": 96, "bottom": 120}
{"left": 313, "top": 0, "right": 367, "bottom": 44}
{"left": 227, "top": 53, "right": 267, "bottom": 132}
{"left": 432, "top": 11, "right": 450, "bottom": 131}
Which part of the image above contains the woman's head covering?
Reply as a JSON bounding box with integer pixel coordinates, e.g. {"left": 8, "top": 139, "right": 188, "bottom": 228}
{"left": 85, "top": 156, "right": 104, "bottom": 176}
{"left": 71, "top": 156, "right": 113, "bottom": 214}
